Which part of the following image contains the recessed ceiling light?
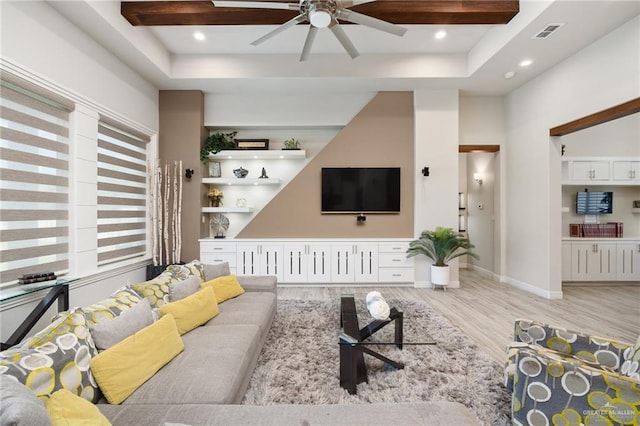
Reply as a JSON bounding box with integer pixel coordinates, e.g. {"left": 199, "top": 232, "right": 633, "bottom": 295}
{"left": 519, "top": 59, "right": 533, "bottom": 67}
{"left": 434, "top": 30, "right": 447, "bottom": 40}
{"left": 193, "top": 31, "right": 206, "bottom": 41}
{"left": 504, "top": 71, "right": 516, "bottom": 79}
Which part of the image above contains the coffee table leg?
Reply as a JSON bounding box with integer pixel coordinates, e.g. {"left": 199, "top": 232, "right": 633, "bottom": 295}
{"left": 395, "top": 310, "right": 403, "bottom": 350}
{"left": 339, "top": 338, "right": 357, "bottom": 395}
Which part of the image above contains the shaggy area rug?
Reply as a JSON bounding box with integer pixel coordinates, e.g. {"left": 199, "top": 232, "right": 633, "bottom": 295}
{"left": 242, "top": 298, "right": 511, "bottom": 425}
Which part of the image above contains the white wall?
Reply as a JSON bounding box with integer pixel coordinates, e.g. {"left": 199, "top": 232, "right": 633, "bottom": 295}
{"left": 561, "top": 113, "right": 640, "bottom": 157}
{"left": 466, "top": 153, "right": 497, "bottom": 274}
{"left": 459, "top": 96, "right": 506, "bottom": 145}
{"left": 505, "top": 15, "right": 640, "bottom": 298}
{"left": 204, "top": 93, "right": 375, "bottom": 127}
{"left": 0, "top": 1, "right": 158, "bottom": 131}
{"left": 0, "top": 1, "right": 159, "bottom": 343}
{"left": 414, "top": 90, "right": 460, "bottom": 287}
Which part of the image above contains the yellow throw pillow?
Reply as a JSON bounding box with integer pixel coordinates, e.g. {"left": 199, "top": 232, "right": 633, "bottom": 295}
{"left": 89, "top": 314, "right": 184, "bottom": 404}
{"left": 201, "top": 274, "right": 245, "bottom": 303}
{"left": 47, "top": 389, "right": 111, "bottom": 426}
{"left": 159, "top": 287, "right": 219, "bottom": 335}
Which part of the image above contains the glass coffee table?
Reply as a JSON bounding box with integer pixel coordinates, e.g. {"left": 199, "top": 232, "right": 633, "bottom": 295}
{"left": 338, "top": 295, "right": 436, "bottom": 395}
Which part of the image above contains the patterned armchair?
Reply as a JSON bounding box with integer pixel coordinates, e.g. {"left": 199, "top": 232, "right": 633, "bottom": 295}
{"left": 504, "top": 319, "right": 639, "bottom": 426}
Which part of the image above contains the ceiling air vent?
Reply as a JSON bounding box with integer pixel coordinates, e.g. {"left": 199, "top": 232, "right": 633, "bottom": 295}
{"left": 533, "top": 23, "right": 565, "bottom": 39}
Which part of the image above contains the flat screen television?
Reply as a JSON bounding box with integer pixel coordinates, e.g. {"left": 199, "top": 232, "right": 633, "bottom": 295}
{"left": 576, "top": 191, "right": 613, "bottom": 214}
{"left": 321, "top": 167, "right": 400, "bottom": 213}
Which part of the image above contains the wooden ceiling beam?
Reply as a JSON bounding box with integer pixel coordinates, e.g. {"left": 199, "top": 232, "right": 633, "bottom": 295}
{"left": 121, "top": 1, "right": 519, "bottom": 26}
{"left": 549, "top": 98, "right": 640, "bottom": 137}
{"left": 459, "top": 145, "right": 500, "bottom": 153}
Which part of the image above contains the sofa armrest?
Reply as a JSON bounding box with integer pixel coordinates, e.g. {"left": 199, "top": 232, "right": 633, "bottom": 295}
{"left": 508, "top": 344, "right": 639, "bottom": 425}
{"left": 236, "top": 275, "right": 277, "bottom": 294}
{"left": 513, "top": 319, "right": 631, "bottom": 371}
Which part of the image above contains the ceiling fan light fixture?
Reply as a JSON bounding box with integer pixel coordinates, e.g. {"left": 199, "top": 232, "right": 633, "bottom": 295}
{"left": 309, "top": 4, "right": 332, "bottom": 28}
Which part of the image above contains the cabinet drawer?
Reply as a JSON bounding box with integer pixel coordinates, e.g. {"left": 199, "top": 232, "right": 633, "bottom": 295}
{"left": 378, "top": 243, "right": 408, "bottom": 253}
{"left": 379, "top": 268, "right": 413, "bottom": 282}
{"left": 200, "top": 252, "right": 237, "bottom": 267}
{"left": 378, "top": 253, "right": 412, "bottom": 268}
{"left": 201, "top": 243, "right": 237, "bottom": 253}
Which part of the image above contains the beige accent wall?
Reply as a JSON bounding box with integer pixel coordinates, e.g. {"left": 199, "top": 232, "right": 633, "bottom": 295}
{"left": 159, "top": 91, "right": 208, "bottom": 262}
{"left": 238, "top": 92, "right": 414, "bottom": 238}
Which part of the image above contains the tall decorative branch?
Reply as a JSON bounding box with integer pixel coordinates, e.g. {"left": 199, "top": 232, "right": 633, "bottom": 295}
{"left": 156, "top": 164, "right": 163, "bottom": 266}
{"left": 163, "top": 162, "right": 170, "bottom": 265}
{"left": 176, "top": 160, "right": 183, "bottom": 262}
{"left": 171, "top": 161, "right": 178, "bottom": 263}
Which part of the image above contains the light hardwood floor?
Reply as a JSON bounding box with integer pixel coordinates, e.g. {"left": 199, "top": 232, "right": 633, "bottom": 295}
{"left": 277, "top": 269, "right": 640, "bottom": 363}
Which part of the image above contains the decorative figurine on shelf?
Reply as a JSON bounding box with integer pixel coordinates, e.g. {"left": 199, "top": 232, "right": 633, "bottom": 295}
{"left": 259, "top": 167, "right": 268, "bottom": 179}
{"left": 236, "top": 198, "right": 247, "bottom": 208}
{"left": 233, "top": 167, "right": 249, "bottom": 178}
{"left": 208, "top": 188, "right": 223, "bottom": 207}
{"left": 210, "top": 214, "right": 229, "bottom": 239}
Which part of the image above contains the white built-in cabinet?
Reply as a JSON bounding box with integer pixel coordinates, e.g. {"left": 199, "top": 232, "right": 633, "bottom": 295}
{"left": 562, "top": 157, "right": 640, "bottom": 185}
{"left": 562, "top": 239, "right": 640, "bottom": 282}
{"left": 612, "top": 161, "right": 640, "bottom": 182}
{"left": 616, "top": 242, "right": 640, "bottom": 281}
{"left": 570, "top": 160, "right": 611, "bottom": 181}
{"left": 199, "top": 239, "right": 413, "bottom": 284}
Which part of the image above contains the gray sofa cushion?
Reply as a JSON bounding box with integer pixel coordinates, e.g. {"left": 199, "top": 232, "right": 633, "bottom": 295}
{"left": 0, "top": 375, "right": 50, "bottom": 426}
{"left": 90, "top": 298, "right": 154, "bottom": 351}
{"left": 98, "top": 401, "right": 481, "bottom": 425}
{"left": 236, "top": 275, "right": 277, "bottom": 294}
{"left": 203, "top": 262, "right": 231, "bottom": 281}
{"left": 118, "top": 324, "right": 261, "bottom": 405}
{"left": 207, "top": 292, "right": 276, "bottom": 338}
{"left": 168, "top": 275, "right": 201, "bottom": 302}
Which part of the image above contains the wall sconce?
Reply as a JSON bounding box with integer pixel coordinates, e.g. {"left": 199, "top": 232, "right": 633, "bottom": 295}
{"left": 473, "top": 173, "right": 483, "bottom": 185}
{"left": 421, "top": 167, "right": 430, "bottom": 177}
{"left": 185, "top": 168, "right": 194, "bottom": 180}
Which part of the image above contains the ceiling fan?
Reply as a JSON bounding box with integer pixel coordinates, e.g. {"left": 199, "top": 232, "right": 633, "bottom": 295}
{"left": 212, "top": 0, "right": 408, "bottom": 61}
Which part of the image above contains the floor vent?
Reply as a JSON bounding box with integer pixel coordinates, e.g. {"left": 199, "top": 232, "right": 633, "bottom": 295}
{"left": 533, "top": 23, "right": 564, "bottom": 39}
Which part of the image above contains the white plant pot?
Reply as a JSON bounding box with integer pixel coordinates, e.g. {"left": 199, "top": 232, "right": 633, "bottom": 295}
{"left": 430, "top": 264, "right": 450, "bottom": 286}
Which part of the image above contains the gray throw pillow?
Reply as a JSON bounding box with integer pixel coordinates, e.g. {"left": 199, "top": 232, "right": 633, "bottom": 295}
{"left": 89, "top": 298, "right": 154, "bottom": 351}
{"left": 168, "top": 275, "right": 201, "bottom": 302}
{"left": 0, "top": 375, "right": 50, "bottom": 426}
{"left": 203, "top": 262, "right": 231, "bottom": 281}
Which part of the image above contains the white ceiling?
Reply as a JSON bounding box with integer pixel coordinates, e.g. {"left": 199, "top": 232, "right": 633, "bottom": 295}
{"left": 49, "top": 0, "right": 640, "bottom": 96}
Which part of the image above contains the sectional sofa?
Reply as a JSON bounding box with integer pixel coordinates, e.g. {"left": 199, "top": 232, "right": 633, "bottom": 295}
{"left": 0, "top": 260, "right": 480, "bottom": 425}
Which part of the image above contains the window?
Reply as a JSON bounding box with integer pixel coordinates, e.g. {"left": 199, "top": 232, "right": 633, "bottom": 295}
{"left": 97, "top": 120, "right": 149, "bottom": 266}
{"left": 0, "top": 75, "right": 72, "bottom": 285}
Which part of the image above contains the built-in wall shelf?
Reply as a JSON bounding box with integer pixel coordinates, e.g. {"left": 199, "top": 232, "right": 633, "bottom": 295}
{"left": 202, "top": 178, "right": 281, "bottom": 186}
{"left": 208, "top": 150, "right": 306, "bottom": 160}
{"left": 202, "top": 207, "right": 252, "bottom": 214}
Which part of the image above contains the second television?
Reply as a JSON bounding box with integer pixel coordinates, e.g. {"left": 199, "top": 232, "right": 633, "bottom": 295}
{"left": 321, "top": 167, "right": 400, "bottom": 213}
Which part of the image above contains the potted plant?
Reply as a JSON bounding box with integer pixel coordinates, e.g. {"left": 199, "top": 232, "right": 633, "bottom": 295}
{"left": 200, "top": 131, "right": 237, "bottom": 163}
{"left": 406, "top": 227, "right": 478, "bottom": 288}
{"left": 282, "top": 138, "right": 300, "bottom": 150}
{"left": 208, "top": 188, "right": 223, "bottom": 207}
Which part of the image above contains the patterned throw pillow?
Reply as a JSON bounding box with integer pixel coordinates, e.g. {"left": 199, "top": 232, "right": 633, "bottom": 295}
{"left": 166, "top": 259, "right": 205, "bottom": 282}
{"left": 81, "top": 286, "right": 143, "bottom": 327}
{"left": 130, "top": 271, "right": 177, "bottom": 309}
{"left": 621, "top": 336, "right": 640, "bottom": 380}
{"left": 0, "top": 308, "right": 101, "bottom": 403}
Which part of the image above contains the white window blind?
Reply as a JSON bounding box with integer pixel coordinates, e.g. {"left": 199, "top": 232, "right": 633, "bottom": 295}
{"left": 97, "top": 122, "right": 148, "bottom": 266}
{"left": 0, "top": 77, "right": 71, "bottom": 285}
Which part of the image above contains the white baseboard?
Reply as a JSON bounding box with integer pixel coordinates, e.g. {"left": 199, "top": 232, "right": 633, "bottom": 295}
{"left": 501, "top": 275, "right": 563, "bottom": 299}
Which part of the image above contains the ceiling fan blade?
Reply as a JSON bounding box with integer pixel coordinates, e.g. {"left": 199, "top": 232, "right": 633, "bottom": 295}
{"left": 212, "top": 1, "right": 299, "bottom": 11}
{"left": 340, "top": 0, "right": 377, "bottom": 8}
{"left": 329, "top": 20, "right": 359, "bottom": 59}
{"left": 252, "top": 14, "right": 307, "bottom": 46}
{"left": 299, "top": 26, "right": 318, "bottom": 62}
{"left": 337, "top": 9, "right": 407, "bottom": 37}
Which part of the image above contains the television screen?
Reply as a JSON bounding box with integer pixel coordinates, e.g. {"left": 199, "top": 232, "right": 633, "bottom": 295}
{"left": 321, "top": 167, "right": 400, "bottom": 213}
{"left": 576, "top": 191, "right": 613, "bottom": 214}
